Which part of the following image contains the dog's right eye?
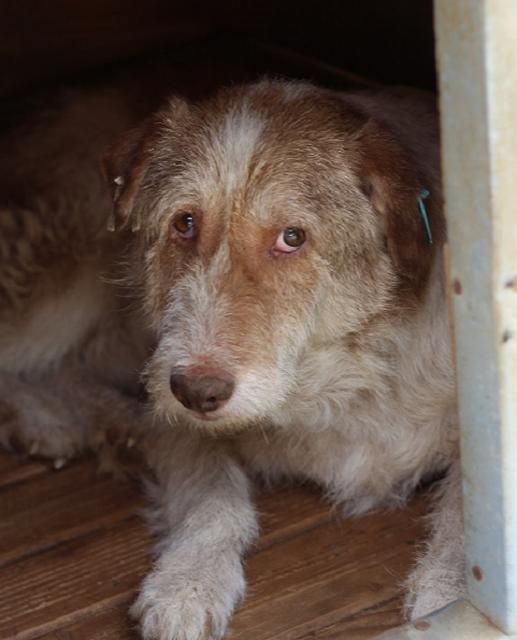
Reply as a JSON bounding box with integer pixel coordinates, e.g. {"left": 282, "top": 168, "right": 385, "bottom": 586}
{"left": 172, "top": 212, "right": 196, "bottom": 238}
{"left": 273, "top": 227, "right": 306, "bottom": 254}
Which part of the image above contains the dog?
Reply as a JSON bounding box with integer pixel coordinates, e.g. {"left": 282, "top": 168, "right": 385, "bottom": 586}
{"left": 0, "top": 76, "right": 465, "bottom": 639}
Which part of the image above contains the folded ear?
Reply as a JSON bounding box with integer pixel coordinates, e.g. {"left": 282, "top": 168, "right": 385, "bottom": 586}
{"left": 101, "top": 97, "right": 189, "bottom": 232}
{"left": 356, "top": 119, "right": 444, "bottom": 291}
{"left": 101, "top": 119, "right": 155, "bottom": 232}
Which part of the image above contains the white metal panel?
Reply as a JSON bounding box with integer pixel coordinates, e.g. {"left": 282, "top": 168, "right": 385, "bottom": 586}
{"left": 433, "top": 0, "right": 517, "bottom": 634}
{"left": 375, "top": 2, "right": 517, "bottom": 637}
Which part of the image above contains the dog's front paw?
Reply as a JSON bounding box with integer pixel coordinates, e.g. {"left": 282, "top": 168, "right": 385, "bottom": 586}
{"left": 131, "top": 549, "right": 245, "bottom": 640}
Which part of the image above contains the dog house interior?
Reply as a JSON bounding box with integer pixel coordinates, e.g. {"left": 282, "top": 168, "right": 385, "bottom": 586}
{"left": 1, "top": 1, "right": 516, "bottom": 639}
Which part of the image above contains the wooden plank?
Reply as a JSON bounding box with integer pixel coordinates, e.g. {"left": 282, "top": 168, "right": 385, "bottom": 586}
{"left": 36, "top": 595, "right": 406, "bottom": 640}
{"left": 228, "top": 499, "right": 427, "bottom": 639}
{"left": 0, "top": 516, "right": 151, "bottom": 640}
{"left": 303, "top": 596, "right": 405, "bottom": 639}
{"left": 0, "top": 451, "right": 48, "bottom": 488}
{"left": 0, "top": 455, "right": 330, "bottom": 570}
{"left": 0, "top": 460, "right": 143, "bottom": 567}
{"left": 31, "top": 498, "right": 426, "bottom": 640}
{"left": 0, "top": 445, "right": 428, "bottom": 640}
{"left": 0, "top": 463, "right": 335, "bottom": 639}
{"left": 255, "top": 485, "right": 333, "bottom": 548}
{"left": 38, "top": 595, "right": 405, "bottom": 640}
{"left": 40, "top": 602, "right": 140, "bottom": 640}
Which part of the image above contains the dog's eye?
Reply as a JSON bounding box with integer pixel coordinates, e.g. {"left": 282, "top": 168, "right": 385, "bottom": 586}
{"left": 173, "top": 212, "right": 196, "bottom": 238}
{"left": 274, "top": 227, "right": 306, "bottom": 254}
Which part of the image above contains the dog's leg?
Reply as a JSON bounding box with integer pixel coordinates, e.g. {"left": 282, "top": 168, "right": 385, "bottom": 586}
{"left": 132, "top": 430, "right": 258, "bottom": 640}
{"left": 404, "top": 460, "right": 466, "bottom": 619}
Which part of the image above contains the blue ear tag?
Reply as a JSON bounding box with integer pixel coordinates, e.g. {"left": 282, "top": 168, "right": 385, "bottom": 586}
{"left": 417, "top": 188, "right": 433, "bottom": 245}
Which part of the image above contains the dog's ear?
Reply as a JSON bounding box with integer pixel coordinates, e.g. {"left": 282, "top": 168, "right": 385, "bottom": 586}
{"left": 101, "top": 120, "right": 154, "bottom": 232}
{"left": 101, "top": 97, "right": 189, "bottom": 232}
{"left": 356, "top": 119, "right": 444, "bottom": 290}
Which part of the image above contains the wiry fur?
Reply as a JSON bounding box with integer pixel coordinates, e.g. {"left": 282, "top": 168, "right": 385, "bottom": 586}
{"left": 1, "top": 77, "right": 464, "bottom": 639}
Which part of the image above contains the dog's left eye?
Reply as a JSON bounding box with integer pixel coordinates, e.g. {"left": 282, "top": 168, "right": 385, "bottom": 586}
{"left": 273, "top": 227, "right": 306, "bottom": 254}
{"left": 172, "top": 212, "right": 196, "bottom": 238}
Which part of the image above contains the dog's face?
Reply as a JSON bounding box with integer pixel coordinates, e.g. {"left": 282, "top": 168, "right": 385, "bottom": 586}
{"left": 103, "top": 81, "right": 439, "bottom": 430}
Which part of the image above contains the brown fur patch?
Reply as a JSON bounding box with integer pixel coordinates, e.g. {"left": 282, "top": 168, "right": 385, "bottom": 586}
{"left": 356, "top": 118, "right": 444, "bottom": 295}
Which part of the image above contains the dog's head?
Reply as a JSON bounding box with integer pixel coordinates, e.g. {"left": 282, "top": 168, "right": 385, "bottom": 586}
{"left": 103, "top": 80, "right": 443, "bottom": 431}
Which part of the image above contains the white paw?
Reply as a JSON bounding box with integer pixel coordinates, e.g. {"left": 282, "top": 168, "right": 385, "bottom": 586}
{"left": 131, "top": 549, "right": 245, "bottom": 640}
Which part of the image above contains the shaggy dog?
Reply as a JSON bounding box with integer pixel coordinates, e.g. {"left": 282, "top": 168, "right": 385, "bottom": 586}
{"left": 0, "top": 77, "right": 465, "bottom": 639}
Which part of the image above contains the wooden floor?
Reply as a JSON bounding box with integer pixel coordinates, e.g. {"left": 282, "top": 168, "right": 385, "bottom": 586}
{"left": 0, "top": 451, "right": 429, "bottom": 640}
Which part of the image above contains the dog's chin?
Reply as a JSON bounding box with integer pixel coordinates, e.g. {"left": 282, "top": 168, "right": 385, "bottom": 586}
{"left": 156, "top": 399, "right": 258, "bottom": 435}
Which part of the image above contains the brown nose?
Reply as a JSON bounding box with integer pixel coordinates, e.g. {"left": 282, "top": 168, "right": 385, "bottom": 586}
{"left": 169, "top": 370, "right": 235, "bottom": 414}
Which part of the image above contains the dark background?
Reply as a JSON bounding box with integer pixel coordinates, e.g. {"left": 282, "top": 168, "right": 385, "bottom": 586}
{"left": 1, "top": 0, "right": 436, "bottom": 100}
